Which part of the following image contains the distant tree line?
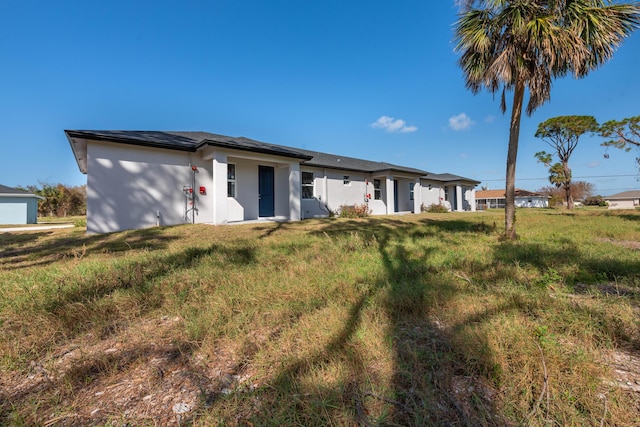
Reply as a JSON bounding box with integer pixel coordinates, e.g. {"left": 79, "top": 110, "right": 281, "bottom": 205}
{"left": 17, "top": 183, "right": 86, "bottom": 217}
{"left": 535, "top": 181, "right": 602, "bottom": 207}
{"left": 533, "top": 115, "right": 640, "bottom": 210}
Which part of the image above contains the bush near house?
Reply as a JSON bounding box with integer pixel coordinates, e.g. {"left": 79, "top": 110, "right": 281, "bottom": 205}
{"left": 421, "top": 202, "right": 449, "bottom": 213}
{"left": 338, "top": 203, "right": 371, "bottom": 218}
{"left": 583, "top": 195, "right": 608, "bottom": 207}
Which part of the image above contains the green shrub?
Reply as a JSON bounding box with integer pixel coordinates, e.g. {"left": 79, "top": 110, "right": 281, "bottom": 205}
{"left": 421, "top": 203, "right": 449, "bottom": 213}
{"left": 583, "top": 196, "right": 607, "bottom": 207}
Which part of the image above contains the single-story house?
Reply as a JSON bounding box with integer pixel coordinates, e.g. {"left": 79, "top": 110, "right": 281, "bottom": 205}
{"left": 604, "top": 190, "right": 640, "bottom": 210}
{"left": 421, "top": 173, "right": 480, "bottom": 212}
{"left": 0, "top": 184, "right": 44, "bottom": 225}
{"left": 475, "top": 188, "right": 550, "bottom": 210}
{"left": 66, "top": 130, "right": 480, "bottom": 233}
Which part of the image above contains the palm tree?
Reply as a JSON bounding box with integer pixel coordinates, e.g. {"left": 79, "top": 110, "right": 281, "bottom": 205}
{"left": 454, "top": 0, "right": 640, "bottom": 239}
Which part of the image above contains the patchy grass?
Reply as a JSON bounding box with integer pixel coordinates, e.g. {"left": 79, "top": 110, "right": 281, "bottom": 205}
{"left": 0, "top": 209, "right": 639, "bottom": 426}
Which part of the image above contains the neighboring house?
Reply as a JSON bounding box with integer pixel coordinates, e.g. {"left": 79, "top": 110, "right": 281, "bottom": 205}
{"left": 476, "top": 189, "right": 549, "bottom": 210}
{"left": 0, "top": 184, "right": 44, "bottom": 225}
{"left": 66, "top": 130, "right": 479, "bottom": 233}
{"left": 604, "top": 190, "right": 640, "bottom": 210}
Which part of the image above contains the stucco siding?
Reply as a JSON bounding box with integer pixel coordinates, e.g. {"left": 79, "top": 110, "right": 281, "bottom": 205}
{"left": 86, "top": 142, "right": 214, "bottom": 233}
{"left": 228, "top": 158, "right": 258, "bottom": 222}
{"left": 420, "top": 181, "right": 446, "bottom": 209}
{"left": 323, "top": 170, "right": 368, "bottom": 213}
{"left": 300, "top": 167, "right": 331, "bottom": 218}
{"left": 607, "top": 199, "right": 638, "bottom": 210}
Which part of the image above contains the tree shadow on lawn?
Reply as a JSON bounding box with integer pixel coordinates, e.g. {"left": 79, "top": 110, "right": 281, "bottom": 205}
{"left": 0, "top": 226, "right": 183, "bottom": 269}
{"left": 3, "top": 242, "right": 258, "bottom": 368}
{"left": 232, "top": 216, "right": 639, "bottom": 425}
{"left": 222, "top": 217, "right": 509, "bottom": 426}
{"left": 0, "top": 240, "right": 260, "bottom": 425}
{"left": 493, "top": 239, "right": 640, "bottom": 283}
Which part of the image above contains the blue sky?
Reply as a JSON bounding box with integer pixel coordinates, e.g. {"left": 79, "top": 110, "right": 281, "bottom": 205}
{"left": 1, "top": 0, "right": 638, "bottom": 196}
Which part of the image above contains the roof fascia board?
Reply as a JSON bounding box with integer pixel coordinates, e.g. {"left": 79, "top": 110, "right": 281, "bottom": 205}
{"left": 200, "top": 139, "right": 313, "bottom": 160}
{"left": 66, "top": 130, "right": 195, "bottom": 152}
{"left": 0, "top": 193, "right": 45, "bottom": 199}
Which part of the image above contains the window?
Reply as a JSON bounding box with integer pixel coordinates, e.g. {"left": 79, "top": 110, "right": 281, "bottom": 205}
{"left": 301, "top": 171, "right": 314, "bottom": 199}
{"left": 409, "top": 182, "right": 415, "bottom": 201}
{"left": 343, "top": 175, "right": 350, "bottom": 186}
{"left": 374, "top": 179, "right": 381, "bottom": 200}
{"left": 227, "top": 164, "right": 236, "bottom": 197}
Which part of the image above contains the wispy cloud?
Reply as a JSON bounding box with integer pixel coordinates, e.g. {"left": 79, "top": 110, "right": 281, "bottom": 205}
{"left": 586, "top": 161, "right": 600, "bottom": 168}
{"left": 371, "top": 116, "right": 418, "bottom": 133}
{"left": 484, "top": 115, "right": 495, "bottom": 124}
{"left": 449, "top": 113, "right": 475, "bottom": 131}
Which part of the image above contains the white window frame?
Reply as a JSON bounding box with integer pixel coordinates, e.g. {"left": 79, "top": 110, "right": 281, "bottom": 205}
{"left": 374, "top": 179, "right": 381, "bottom": 200}
{"left": 227, "top": 163, "right": 236, "bottom": 198}
{"left": 301, "top": 171, "right": 314, "bottom": 199}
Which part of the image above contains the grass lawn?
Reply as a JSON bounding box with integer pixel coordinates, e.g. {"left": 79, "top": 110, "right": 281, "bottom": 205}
{"left": 0, "top": 209, "right": 638, "bottom": 426}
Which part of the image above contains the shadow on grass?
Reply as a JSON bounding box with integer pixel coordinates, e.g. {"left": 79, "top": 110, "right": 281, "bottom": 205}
{"left": 44, "top": 243, "right": 257, "bottom": 331}
{"left": 0, "top": 226, "right": 184, "bottom": 269}
{"left": 231, "top": 215, "right": 639, "bottom": 425}
{"left": 493, "top": 240, "right": 640, "bottom": 282}
{"left": 0, "top": 239, "right": 259, "bottom": 425}
{"left": 225, "top": 217, "right": 505, "bottom": 426}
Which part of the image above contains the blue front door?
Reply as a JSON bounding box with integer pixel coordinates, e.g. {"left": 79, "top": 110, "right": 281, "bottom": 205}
{"left": 259, "top": 165, "right": 275, "bottom": 217}
{"left": 393, "top": 180, "right": 399, "bottom": 212}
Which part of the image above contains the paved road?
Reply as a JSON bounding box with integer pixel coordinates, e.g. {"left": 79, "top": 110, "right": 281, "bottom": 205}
{"left": 0, "top": 224, "right": 75, "bottom": 232}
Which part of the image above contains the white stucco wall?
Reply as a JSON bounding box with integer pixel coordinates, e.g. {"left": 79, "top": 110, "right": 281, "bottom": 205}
{"left": 420, "top": 180, "right": 446, "bottom": 210}
{"left": 324, "top": 170, "right": 368, "bottom": 213}
{"left": 606, "top": 199, "right": 638, "bottom": 210}
{"left": 86, "top": 142, "right": 213, "bottom": 233}
{"left": 228, "top": 157, "right": 258, "bottom": 222}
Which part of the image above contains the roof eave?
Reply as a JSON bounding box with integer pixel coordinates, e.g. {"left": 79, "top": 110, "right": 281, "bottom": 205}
{"left": 201, "top": 140, "right": 314, "bottom": 160}
{"left": 0, "top": 193, "right": 45, "bottom": 199}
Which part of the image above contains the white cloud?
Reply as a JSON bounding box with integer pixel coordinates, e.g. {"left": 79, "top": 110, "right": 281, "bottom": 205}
{"left": 459, "top": 153, "right": 469, "bottom": 158}
{"left": 586, "top": 161, "right": 600, "bottom": 168}
{"left": 449, "top": 113, "right": 475, "bottom": 131}
{"left": 484, "top": 115, "right": 495, "bottom": 124}
{"left": 371, "top": 116, "right": 418, "bottom": 133}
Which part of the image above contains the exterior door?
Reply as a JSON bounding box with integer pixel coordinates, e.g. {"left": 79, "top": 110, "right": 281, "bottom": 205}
{"left": 393, "top": 180, "right": 399, "bottom": 212}
{"left": 258, "top": 165, "right": 275, "bottom": 217}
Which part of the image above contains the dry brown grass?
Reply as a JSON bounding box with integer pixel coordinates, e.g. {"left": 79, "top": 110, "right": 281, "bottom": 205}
{"left": 1, "top": 209, "right": 639, "bottom": 425}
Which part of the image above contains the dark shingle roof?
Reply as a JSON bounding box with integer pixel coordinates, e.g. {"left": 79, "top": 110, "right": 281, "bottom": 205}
{"left": 0, "top": 184, "right": 30, "bottom": 195}
{"left": 66, "top": 130, "right": 430, "bottom": 176}
{"left": 0, "top": 184, "right": 42, "bottom": 198}
{"left": 423, "top": 172, "right": 481, "bottom": 184}
{"left": 65, "top": 130, "right": 312, "bottom": 159}
{"left": 289, "top": 148, "right": 427, "bottom": 175}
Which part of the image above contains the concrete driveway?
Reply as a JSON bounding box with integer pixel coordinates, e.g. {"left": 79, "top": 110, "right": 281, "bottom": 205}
{"left": 0, "top": 224, "right": 75, "bottom": 232}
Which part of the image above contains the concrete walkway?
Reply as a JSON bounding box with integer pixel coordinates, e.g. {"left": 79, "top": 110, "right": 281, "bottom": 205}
{"left": 0, "top": 224, "right": 75, "bottom": 232}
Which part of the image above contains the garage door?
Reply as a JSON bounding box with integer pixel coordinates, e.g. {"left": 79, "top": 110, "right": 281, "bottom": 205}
{"left": 0, "top": 201, "right": 27, "bottom": 225}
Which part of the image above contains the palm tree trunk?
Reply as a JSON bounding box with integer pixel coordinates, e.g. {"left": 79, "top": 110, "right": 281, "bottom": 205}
{"left": 505, "top": 79, "right": 525, "bottom": 240}
{"left": 563, "top": 161, "right": 574, "bottom": 209}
